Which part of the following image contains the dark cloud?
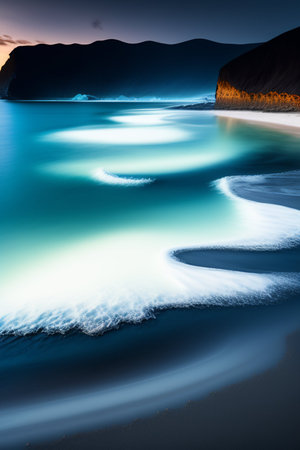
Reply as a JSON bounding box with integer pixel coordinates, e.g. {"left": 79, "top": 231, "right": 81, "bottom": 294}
{"left": 91, "top": 19, "right": 102, "bottom": 30}
{"left": 16, "top": 39, "right": 32, "bottom": 44}
{"left": 0, "top": 36, "right": 33, "bottom": 46}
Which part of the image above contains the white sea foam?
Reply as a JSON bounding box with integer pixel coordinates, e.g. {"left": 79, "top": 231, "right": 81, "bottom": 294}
{"left": 0, "top": 171, "right": 299, "bottom": 335}
{"left": 92, "top": 168, "right": 154, "bottom": 186}
{"left": 215, "top": 173, "right": 300, "bottom": 248}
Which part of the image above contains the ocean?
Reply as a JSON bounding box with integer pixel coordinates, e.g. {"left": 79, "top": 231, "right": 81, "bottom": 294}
{"left": 0, "top": 101, "right": 300, "bottom": 447}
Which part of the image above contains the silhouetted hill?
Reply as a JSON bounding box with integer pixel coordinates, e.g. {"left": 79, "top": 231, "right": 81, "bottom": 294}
{"left": 215, "top": 27, "right": 300, "bottom": 111}
{"left": 0, "top": 39, "right": 257, "bottom": 100}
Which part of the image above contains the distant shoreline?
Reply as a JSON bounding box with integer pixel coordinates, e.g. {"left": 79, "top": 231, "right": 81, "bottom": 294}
{"left": 172, "top": 104, "right": 300, "bottom": 136}
{"left": 172, "top": 107, "right": 300, "bottom": 136}
{"left": 169, "top": 102, "right": 300, "bottom": 135}
{"left": 215, "top": 110, "right": 300, "bottom": 135}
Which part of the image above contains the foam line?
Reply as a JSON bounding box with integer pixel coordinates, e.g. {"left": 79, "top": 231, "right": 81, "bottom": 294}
{"left": 171, "top": 171, "right": 300, "bottom": 302}
{"left": 92, "top": 168, "right": 154, "bottom": 186}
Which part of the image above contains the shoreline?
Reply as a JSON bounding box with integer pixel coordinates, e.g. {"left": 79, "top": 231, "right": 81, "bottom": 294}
{"left": 175, "top": 170, "right": 300, "bottom": 271}
{"left": 173, "top": 170, "right": 300, "bottom": 306}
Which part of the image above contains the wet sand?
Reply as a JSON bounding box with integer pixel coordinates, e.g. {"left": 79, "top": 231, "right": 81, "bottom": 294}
{"left": 33, "top": 329, "right": 300, "bottom": 450}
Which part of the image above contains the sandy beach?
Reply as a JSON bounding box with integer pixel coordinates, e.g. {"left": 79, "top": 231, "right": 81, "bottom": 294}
{"left": 33, "top": 329, "right": 300, "bottom": 450}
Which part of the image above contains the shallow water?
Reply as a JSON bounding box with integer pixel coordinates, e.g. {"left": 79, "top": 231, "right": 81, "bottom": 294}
{"left": 0, "top": 101, "right": 300, "bottom": 447}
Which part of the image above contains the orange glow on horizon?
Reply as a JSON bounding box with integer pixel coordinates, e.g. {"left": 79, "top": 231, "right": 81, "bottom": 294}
{"left": 0, "top": 46, "right": 12, "bottom": 69}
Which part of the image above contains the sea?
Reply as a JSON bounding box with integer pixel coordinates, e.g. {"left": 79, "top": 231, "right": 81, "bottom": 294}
{"left": 0, "top": 101, "right": 300, "bottom": 447}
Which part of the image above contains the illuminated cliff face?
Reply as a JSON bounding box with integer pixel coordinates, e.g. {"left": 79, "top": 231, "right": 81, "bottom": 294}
{"left": 216, "top": 80, "right": 300, "bottom": 111}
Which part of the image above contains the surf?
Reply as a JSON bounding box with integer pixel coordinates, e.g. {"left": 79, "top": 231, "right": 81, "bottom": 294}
{"left": 0, "top": 169, "right": 299, "bottom": 335}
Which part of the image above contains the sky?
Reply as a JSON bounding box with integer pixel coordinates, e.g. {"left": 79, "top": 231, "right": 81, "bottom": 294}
{"left": 0, "top": 0, "right": 299, "bottom": 68}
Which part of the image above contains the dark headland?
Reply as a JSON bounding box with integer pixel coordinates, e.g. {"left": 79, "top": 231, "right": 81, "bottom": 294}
{"left": 0, "top": 39, "right": 257, "bottom": 100}
{"left": 215, "top": 27, "right": 300, "bottom": 111}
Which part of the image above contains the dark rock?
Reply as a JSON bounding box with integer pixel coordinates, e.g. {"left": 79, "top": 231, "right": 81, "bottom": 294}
{"left": 215, "top": 27, "right": 300, "bottom": 111}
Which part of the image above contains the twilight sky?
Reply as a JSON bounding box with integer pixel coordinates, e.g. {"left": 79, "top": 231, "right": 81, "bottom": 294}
{"left": 0, "top": 0, "right": 299, "bottom": 68}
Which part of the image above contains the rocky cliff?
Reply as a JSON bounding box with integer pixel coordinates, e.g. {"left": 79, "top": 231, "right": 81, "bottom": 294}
{"left": 0, "top": 39, "right": 257, "bottom": 100}
{"left": 215, "top": 27, "right": 300, "bottom": 111}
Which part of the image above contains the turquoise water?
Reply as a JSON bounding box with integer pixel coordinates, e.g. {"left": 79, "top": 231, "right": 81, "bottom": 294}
{"left": 1, "top": 101, "right": 300, "bottom": 334}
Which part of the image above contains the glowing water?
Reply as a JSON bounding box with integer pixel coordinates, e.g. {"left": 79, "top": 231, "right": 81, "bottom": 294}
{"left": 0, "top": 102, "right": 300, "bottom": 334}
{"left": 47, "top": 125, "right": 189, "bottom": 145}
